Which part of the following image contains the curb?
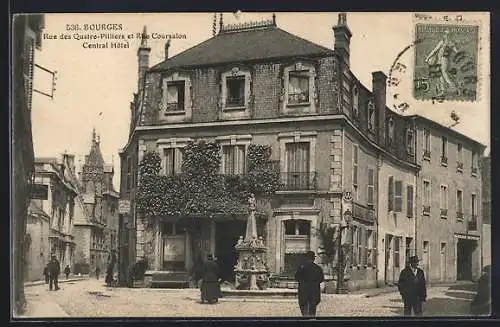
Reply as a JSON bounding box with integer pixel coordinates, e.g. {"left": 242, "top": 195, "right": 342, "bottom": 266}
{"left": 25, "top": 276, "right": 89, "bottom": 288}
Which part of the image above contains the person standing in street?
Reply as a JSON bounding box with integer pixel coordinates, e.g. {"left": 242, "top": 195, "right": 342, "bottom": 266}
{"left": 295, "top": 251, "right": 325, "bottom": 317}
{"left": 43, "top": 264, "right": 49, "bottom": 284}
{"left": 397, "top": 255, "right": 427, "bottom": 316}
{"left": 200, "top": 254, "right": 221, "bottom": 304}
{"left": 48, "top": 255, "right": 60, "bottom": 291}
{"left": 95, "top": 266, "right": 100, "bottom": 280}
{"left": 64, "top": 265, "right": 71, "bottom": 280}
{"left": 470, "top": 265, "right": 491, "bottom": 315}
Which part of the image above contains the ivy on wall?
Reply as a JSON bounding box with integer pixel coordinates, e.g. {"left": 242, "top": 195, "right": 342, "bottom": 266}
{"left": 136, "top": 141, "right": 281, "bottom": 229}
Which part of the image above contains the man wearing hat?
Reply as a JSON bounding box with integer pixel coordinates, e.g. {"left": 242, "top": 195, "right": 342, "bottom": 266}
{"left": 295, "top": 251, "right": 325, "bottom": 317}
{"left": 397, "top": 255, "right": 427, "bottom": 316}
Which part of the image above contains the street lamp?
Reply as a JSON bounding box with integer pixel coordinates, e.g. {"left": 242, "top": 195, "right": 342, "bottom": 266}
{"left": 336, "top": 207, "right": 352, "bottom": 294}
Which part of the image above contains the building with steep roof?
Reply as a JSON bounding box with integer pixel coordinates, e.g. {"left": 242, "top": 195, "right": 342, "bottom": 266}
{"left": 119, "top": 13, "right": 485, "bottom": 291}
{"left": 73, "top": 129, "right": 120, "bottom": 275}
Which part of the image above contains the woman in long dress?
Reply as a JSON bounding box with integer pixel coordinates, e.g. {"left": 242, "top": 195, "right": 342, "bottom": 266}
{"left": 200, "top": 254, "right": 221, "bottom": 304}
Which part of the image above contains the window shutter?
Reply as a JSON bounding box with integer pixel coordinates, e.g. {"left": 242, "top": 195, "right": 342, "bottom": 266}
{"left": 388, "top": 176, "right": 394, "bottom": 211}
{"left": 407, "top": 185, "right": 414, "bottom": 218}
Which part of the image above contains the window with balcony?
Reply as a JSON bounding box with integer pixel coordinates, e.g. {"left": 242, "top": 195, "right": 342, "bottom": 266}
{"left": 353, "top": 144, "right": 359, "bottom": 187}
{"left": 456, "top": 190, "right": 463, "bottom": 221}
{"left": 423, "top": 180, "right": 431, "bottom": 215}
{"left": 469, "top": 194, "right": 478, "bottom": 230}
{"left": 288, "top": 71, "right": 310, "bottom": 105}
{"left": 226, "top": 76, "right": 245, "bottom": 108}
{"left": 440, "top": 185, "right": 448, "bottom": 218}
{"left": 165, "top": 81, "right": 185, "bottom": 112}
{"left": 441, "top": 136, "right": 448, "bottom": 166}
{"left": 424, "top": 129, "right": 431, "bottom": 160}
{"left": 407, "top": 185, "right": 414, "bottom": 218}
{"left": 457, "top": 143, "right": 463, "bottom": 172}
{"left": 222, "top": 144, "right": 246, "bottom": 175}
{"left": 284, "top": 142, "right": 312, "bottom": 190}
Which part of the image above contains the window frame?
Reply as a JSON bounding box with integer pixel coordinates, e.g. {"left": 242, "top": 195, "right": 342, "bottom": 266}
{"left": 440, "top": 184, "right": 448, "bottom": 218}
{"left": 394, "top": 180, "right": 403, "bottom": 213}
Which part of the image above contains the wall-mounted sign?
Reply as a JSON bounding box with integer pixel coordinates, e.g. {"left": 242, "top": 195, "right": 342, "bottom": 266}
{"left": 118, "top": 199, "right": 130, "bottom": 214}
{"left": 30, "top": 184, "right": 48, "bottom": 200}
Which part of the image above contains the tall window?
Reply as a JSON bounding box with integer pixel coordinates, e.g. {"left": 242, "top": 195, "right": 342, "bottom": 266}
{"left": 222, "top": 145, "right": 245, "bottom": 175}
{"left": 406, "top": 185, "right": 414, "bottom": 218}
{"left": 285, "top": 142, "right": 310, "bottom": 189}
{"left": 441, "top": 136, "right": 448, "bottom": 164}
{"left": 471, "top": 194, "right": 477, "bottom": 217}
{"left": 440, "top": 185, "right": 448, "bottom": 216}
{"left": 394, "top": 237, "right": 401, "bottom": 269}
{"left": 288, "top": 71, "right": 310, "bottom": 105}
{"left": 424, "top": 129, "right": 431, "bottom": 156}
{"left": 457, "top": 143, "right": 463, "bottom": 163}
{"left": 423, "top": 180, "right": 431, "bottom": 215}
{"left": 456, "top": 190, "right": 463, "bottom": 217}
{"left": 394, "top": 181, "right": 403, "bottom": 212}
{"left": 163, "top": 148, "right": 184, "bottom": 176}
{"left": 165, "top": 81, "right": 185, "bottom": 112}
{"left": 472, "top": 151, "right": 478, "bottom": 174}
{"left": 388, "top": 176, "right": 394, "bottom": 211}
{"left": 367, "top": 168, "right": 375, "bottom": 207}
{"left": 226, "top": 76, "right": 245, "bottom": 107}
{"left": 353, "top": 144, "right": 359, "bottom": 187}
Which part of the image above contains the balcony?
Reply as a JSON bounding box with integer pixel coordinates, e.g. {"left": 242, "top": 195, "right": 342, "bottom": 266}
{"left": 440, "top": 208, "right": 448, "bottom": 218}
{"left": 280, "top": 172, "right": 318, "bottom": 191}
{"left": 353, "top": 202, "right": 376, "bottom": 224}
{"left": 468, "top": 216, "right": 478, "bottom": 231}
{"left": 457, "top": 161, "right": 464, "bottom": 172}
{"left": 440, "top": 156, "right": 448, "bottom": 166}
{"left": 422, "top": 205, "right": 430, "bottom": 216}
{"left": 226, "top": 96, "right": 245, "bottom": 108}
{"left": 423, "top": 150, "right": 431, "bottom": 160}
{"left": 471, "top": 167, "right": 478, "bottom": 176}
{"left": 456, "top": 211, "right": 463, "bottom": 221}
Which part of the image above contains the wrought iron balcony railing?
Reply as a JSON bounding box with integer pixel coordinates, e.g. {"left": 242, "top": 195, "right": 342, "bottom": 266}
{"left": 440, "top": 156, "right": 448, "bottom": 166}
{"left": 468, "top": 216, "right": 478, "bottom": 231}
{"left": 440, "top": 208, "right": 448, "bottom": 217}
{"left": 280, "top": 172, "right": 318, "bottom": 191}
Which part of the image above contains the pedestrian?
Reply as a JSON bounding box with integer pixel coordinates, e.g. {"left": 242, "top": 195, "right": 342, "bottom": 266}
{"left": 105, "top": 264, "right": 114, "bottom": 287}
{"left": 397, "top": 255, "right": 427, "bottom": 316}
{"left": 95, "top": 266, "right": 100, "bottom": 280}
{"left": 43, "top": 264, "right": 49, "bottom": 284}
{"left": 200, "top": 254, "right": 221, "bottom": 304}
{"left": 48, "top": 255, "right": 60, "bottom": 291}
{"left": 470, "top": 265, "right": 491, "bottom": 315}
{"left": 64, "top": 265, "right": 71, "bottom": 280}
{"left": 295, "top": 251, "right": 324, "bottom": 317}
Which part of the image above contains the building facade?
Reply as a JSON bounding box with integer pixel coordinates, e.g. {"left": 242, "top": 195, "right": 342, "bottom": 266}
{"left": 118, "top": 14, "right": 485, "bottom": 290}
{"left": 73, "top": 130, "right": 120, "bottom": 275}
{"left": 25, "top": 202, "right": 51, "bottom": 282}
{"left": 480, "top": 156, "right": 491, "bottom": 267}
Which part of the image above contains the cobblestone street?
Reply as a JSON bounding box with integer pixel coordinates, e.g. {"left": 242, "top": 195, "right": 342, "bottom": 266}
{"left": 19, "top": 279, "right": 478, "bottom": 318}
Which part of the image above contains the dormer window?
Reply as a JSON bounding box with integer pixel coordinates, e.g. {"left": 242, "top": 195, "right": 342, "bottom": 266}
{"left": 165, "top": 81, "right": 185, "bottom": 112}
{"left": 220, "top": 67, "right": 251, "bottom": 119}
{"left": 160, "top": 72, "right": 192, "bottom": 121}
{"left": 282, "top": 62, "right": 317, "bottom": 115}
{"left": 226, "top": 76, "right": 245, "bottom": 107}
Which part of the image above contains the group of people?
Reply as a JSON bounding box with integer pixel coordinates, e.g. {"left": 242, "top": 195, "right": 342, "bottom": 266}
{"left": 294, "top": 253, "right": 491, "bottom": 317}
{"left": 42, "top": 255, "right": 71, "bottom": 291}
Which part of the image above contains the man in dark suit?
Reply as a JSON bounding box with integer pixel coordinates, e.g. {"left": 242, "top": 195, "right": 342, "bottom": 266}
{"left": 295, "top": 251, "right": 325, "bottom": 317}
{"left": 48, "top": 255, "right": 60, "bottom": 291}
{"left": 200, "top": 254, "right": 221, "bottom": 304}
{"left": 398, "top": 255, "right": 427, "bottom": 316}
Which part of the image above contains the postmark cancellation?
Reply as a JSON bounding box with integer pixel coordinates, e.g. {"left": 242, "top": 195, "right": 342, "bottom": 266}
{"left": 412, "top": 14, "right": 482, "bottom": 103}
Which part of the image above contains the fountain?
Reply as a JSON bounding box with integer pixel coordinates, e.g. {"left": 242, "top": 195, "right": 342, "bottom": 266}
{"left": 233, "top": 194, "right": 270, "bottom": 290}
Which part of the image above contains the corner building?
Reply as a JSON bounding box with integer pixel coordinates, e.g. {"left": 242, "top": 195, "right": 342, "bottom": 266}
{"left": 119, "top": 14, "right": 485, "bottom": 290}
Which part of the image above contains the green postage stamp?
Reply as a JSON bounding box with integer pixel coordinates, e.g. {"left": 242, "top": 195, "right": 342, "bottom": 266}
{"left": 413, "top": 21, "right": 480, "bottom": 102}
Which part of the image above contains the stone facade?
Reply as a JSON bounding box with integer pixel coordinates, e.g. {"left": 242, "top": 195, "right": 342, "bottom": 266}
{"left": 25, "top": 204, "right": 50, "bottom": 281}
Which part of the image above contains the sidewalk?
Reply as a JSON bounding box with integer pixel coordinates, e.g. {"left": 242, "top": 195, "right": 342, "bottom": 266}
{"left": 358, "top": 280, "right": 477, "bottom": 298}
{"left": 25, "top": 274, "right": 89, "bottom": 287}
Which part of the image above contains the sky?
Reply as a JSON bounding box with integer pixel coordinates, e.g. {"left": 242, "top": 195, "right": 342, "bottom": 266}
{"left": 30, "top": 12, "right": 490, "bottom": 191}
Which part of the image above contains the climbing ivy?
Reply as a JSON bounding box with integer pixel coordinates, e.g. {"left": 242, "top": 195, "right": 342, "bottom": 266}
{"left": 136, "top": 141, "right": 281, "bottom": 228}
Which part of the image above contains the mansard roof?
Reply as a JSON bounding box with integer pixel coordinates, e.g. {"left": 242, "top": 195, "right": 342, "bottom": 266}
{"left": 150, "top": 25, "right": 334, "bottom": 71}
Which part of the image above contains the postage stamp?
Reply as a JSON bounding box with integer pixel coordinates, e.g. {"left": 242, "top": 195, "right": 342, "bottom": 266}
{"left": 413, "top": 20, "right": 480, "bottom": 102}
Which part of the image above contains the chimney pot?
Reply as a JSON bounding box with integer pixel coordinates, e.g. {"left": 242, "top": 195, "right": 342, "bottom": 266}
{"left": 372, "top": 71, "right": 388, "bottom": 145}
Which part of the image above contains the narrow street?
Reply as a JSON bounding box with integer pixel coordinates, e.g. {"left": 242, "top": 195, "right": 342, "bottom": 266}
{"left": 20, "top": 279, "right": 478, "bottom": 318}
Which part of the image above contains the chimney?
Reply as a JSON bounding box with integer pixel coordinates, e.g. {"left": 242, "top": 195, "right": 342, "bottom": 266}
{"left": 164, "top": 39, "right": 171, "bottom": 60}
{"left": 137, "top": 25, "right": 151, "bottom": 93}
{"left": 332, "top": 12, "right": 352, "bottom": 66}
{"left": 372, "top": 71, "right": 388, "bottom": 145}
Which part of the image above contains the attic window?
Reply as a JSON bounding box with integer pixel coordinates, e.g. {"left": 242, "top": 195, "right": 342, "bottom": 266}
{"left": 226, "top": 76, "right": 245, "bottom": 107}
{"left": 288, "top": 71, "right": 310, "bottom": 105}
{"left": 165, "top": 81, "right": 185, "bottom": 112}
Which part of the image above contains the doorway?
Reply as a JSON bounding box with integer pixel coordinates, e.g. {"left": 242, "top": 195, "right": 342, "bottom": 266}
{"left": 457, "top": 239, "right": 475, "bottom": 280}
{"left": 215, "top": 220, "right": 246, "bottom": 282}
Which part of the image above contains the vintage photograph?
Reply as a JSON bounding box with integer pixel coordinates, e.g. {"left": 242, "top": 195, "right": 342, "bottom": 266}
{"left": 11, "top": 11, "right": 491, "bottom": 319}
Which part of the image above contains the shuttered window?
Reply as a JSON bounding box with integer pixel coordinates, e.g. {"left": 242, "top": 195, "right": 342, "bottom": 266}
{"left": 388, "top": 176, "right": 394, "bottom": 211}
{"left": 407, "top": 185, "right": 414, "bottom": 217}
